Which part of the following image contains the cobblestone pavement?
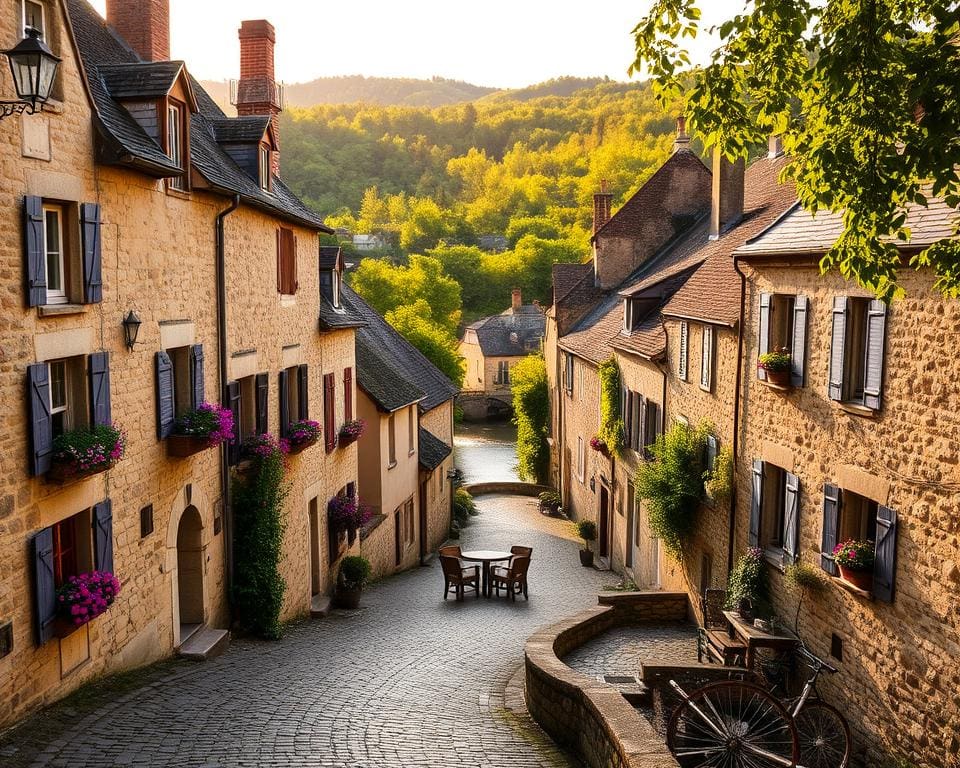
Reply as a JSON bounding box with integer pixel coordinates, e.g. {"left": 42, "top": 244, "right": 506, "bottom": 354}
{"left": 562, "top": 623, "right": 698, "bottom": 680}
{"left": 1, "top": 495, "right": 618, "bottom": 768}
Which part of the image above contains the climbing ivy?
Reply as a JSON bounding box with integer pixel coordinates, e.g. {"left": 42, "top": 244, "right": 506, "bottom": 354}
{"left": 704, "top": 445, "right": 734, "bottom": 505}
{"left": 231, "top": 435, "right": 290, "bottom": 640}
{"left": 511, "top": 355, "right": 550, "bottom": 484}
{"left": 597, "top": 358, "right": 625, "bottom": 456}
{"left": 634, "top": 421, "right": 708, "bottom": 561}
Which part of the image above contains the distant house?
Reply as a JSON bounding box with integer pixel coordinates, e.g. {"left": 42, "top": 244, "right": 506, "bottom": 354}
{"left": 478, "top": 234, "right": 509, "bottom": 253}
{"left": 352, "top": 234, "right": 388, "bottom": 251}
{"left": 460, "top": 290, "right": 545, "bottom": 396}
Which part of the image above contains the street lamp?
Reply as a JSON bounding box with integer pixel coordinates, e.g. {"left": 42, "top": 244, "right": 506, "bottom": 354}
{"left": 1, "top": 28, "right": 61, "bottom": 119}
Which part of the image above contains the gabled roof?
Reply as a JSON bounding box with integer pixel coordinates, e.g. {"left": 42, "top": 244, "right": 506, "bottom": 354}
{"left": 462, "top": 309, "right": 545, "bottom": 357}
{"left": 319, "top": 245, "right": 344, "bottom": 271}
{"left": 66, "top": 0, "right": 331, "bottom": 232}
{"left": 418, "top": 427, "right": 452, "bottom": 471}
{"left": 355, "top": 336, "right": 424, "bottom": 413}
{"left": 99, "top": 61, "right": 196, "bottom": 106}
{"left": 341, "top": 285, "right": 458, "bottom": 413}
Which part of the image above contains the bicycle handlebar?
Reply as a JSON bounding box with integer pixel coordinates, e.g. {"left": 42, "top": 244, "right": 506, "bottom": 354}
{"left": 796, "top": 644, "right": 838, "bottom": 674}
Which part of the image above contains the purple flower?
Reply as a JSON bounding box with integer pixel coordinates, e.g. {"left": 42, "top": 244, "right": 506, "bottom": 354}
{"left": 56, "top": 570, "right": 121, "bottom": 628}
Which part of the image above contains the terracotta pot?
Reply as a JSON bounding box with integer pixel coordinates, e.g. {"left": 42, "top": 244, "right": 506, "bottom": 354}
{"left": 46, "top": 459, "right": 115, "bottom": 484}
{"left": 579, "top": 549, "right": 594, "bottom": 568}
{"left": 764, "top": 369, "right": 792, "bottom": 387}
{"left": 167, "top": 434, "right": 213, "bottom": 458}
{"left": 838, "top": 565, "right": 874, "bottom": 591}
{"left": 286, "top": 436, "right": 318, "bottom": 455}
{"left": 335, "top": 588, "right": 362, "bottom": 609}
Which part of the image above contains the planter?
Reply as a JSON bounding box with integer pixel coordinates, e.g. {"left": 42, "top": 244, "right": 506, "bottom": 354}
{"left": 334, "top": 588, "right": 362, "bottom": 609}
{"left": 764, "top": 369, "right": 792, "bottom": 387}
{"left": 46, "top": 459, "right": 115, "bottom": 484}
{"left": 838, "top": 565, "right": 873, "bottom": 592}
{"left": 167, "top": 434, "right": 214, "bottom": 458}
{"left": 287, "top": 436, "right": 318, "bottom": 455}
{"left": 338, "top": 433, "right": 357, "bottom": 448}
{"left": 53, "top": 615, "right": 83, "bottom": 640}
{"left": 579, "top": 549, "right": 594, "bottom": 568}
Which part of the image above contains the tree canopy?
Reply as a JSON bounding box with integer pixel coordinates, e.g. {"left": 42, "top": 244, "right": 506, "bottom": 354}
{"left": 631, "top": 0, "right": 960, "bottom": 300}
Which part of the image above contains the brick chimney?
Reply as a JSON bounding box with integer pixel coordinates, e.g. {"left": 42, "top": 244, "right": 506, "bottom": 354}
{"left": 593, "top": 180, "right": 613, "bottom": 235}
{"left": 511, "top": 289, "right": 522, "bottom": 312}
{"left": 106, "top": 0, "right": 170, "bottom": 62}
{"left": 673, "top": 115, "right": 691, "bottom": 152}
{"left": 236, "top": 20, "right": 282, "bottom": 176}
{"left": 709, "top": 146, "right": 745, "bottom": 240}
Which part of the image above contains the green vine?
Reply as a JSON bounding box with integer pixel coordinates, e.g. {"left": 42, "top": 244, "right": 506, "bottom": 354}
{"left": 231, "top": 436, "right": 290, "bottom": 640}
{"left": 704, "top": 445, "right": 734, "bottom": 505}
{"left": 724, "top": 548, "right": 769, "bottom": 613}
{"left": 597, "top": 358, "right": 625, "bottom": 456}
{"left": 511, "top": 355, "right": 550, "bottom": 483}
{"left": 633, "top": 421, "right": 708, "bottom": 561}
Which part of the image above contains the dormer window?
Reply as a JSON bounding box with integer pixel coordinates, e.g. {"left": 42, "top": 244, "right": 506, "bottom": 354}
{"left": 623, "top": 299, "right": 635, "bottom": 333}
{"left": 166, "top": 101, "right": 187, "bottom": 191}
{"left": 23, "top": 0, "right": 45, "bottom": 39}
{"left": 259, "top": 144, "right": 271, "bottom": 192}
{"left": 332, "top": 268, "right": 341, "bottom": 308}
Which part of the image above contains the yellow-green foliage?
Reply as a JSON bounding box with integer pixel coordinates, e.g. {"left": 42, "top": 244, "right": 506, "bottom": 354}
{"left": 704, "top": 445, "right": 733, "bottom": 505}
{"left": 597, "top": 358, "right": 625, "bottom": 455}
{"left": 510, "top": 355, "right": 550, "bottom": 484}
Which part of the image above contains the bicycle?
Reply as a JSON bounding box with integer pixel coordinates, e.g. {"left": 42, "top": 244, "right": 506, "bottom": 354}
{"left": 666, "top": 644, "right": 852, "bottom": 767}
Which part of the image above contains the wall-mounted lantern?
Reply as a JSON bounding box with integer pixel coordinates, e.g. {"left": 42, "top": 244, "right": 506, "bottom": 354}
{"left": 122, "top": 310, "right": 142, "bottom": 350}
{"left": 1, "top": 28, "right": 61, "bottom": 119}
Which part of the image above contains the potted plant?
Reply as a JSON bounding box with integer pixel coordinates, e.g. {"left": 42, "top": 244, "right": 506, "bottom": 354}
{"left": 48, "top": 424, "right": 126, "bottom": 482}
{"left": 285, "top": 419, "right": 321, "bottom": 454}
{"left": 335, "top": 555, "right": 371, "bottom": 609}
{"left": 55, "top": 571, "right": 121, "bottom": 637}
{"left": 576, "top": 519, "right": 598, "bottom": 567}
{"left": 833, "top": 540, "right": 875, "bottom": 591}
{"left": 758, "top": 347, "right": 792, "bottom": 386}
{"left": 338, "top": 419, "right": 365, "bottom": 447}
{"left": 168, "top": 403, "right": 234, "bottom": 457}
{"left": 538, "top": 490, "right": 562, "bottom": 516}
{"left": 589, "top": 435, "right": 610, "bottom": 457}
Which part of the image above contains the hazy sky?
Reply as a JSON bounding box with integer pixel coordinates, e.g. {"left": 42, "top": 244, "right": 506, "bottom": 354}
{"left": 87, "top": 1, "right": 744, "bottom": 88}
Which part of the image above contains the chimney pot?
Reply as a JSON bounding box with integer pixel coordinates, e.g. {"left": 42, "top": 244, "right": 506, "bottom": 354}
{"left": 593, "top": 183, "right": 614, "bottom": 235}
{"left": 673, "top": 115, "right": 691, "bottom": 152}
{"left": 511, "top": 289, "right": 522, "bottom": 311}
{"left": 710, "top": 146, "right": 745, "bottom": 240}
{"left": 106, "top": 0, "right": 170, "bottom": 62}
{"left": 768, "top": 134, "right": 784, "bottom": 159}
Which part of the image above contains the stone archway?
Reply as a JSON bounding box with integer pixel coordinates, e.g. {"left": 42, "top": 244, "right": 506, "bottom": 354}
{"left": 176, "top": 506, "right": 205, "bottom": 638}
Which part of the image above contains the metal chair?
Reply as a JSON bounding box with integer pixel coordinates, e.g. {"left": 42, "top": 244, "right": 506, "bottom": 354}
{"left": 491, "top": 556, "right": 530, "bottom": 601}
{"left": 697, "top": 588, "right": 746, "bottom": 665}
{"left": 440, "top": 555, "right": 479, "bottom": 601}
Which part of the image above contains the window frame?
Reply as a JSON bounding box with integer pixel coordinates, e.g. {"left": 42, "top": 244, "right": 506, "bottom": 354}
{"left": 42, "top": 204, "right": 67, "bottom": 304}
{"left": 843, "top": 298, "right": 870, "bottom": 404}
{"left": 332, "top": 269, "right": 341, "bottom": 308}
{"left": 700, "top": 324, "right": 713, "bottom": 392}
{"left": 23, "top": 0, "right": 45, "bottom": 39}
{"left": 564, "top": 354, "right": 574, "bottom": 395}
{"left": 388, "top": 412, "right": 397, "bottom": 468}
{"left": 407, "top": 407, "right": 415, "bottom": 455}
{"left": 678, "top": 321, "right": 688, "bottom": 381}
{"left": 48, "top": 356, "right": 87, "bottom": 438}
{"left": 258, "top": 143, "right": 272, "bottom": 191}
{"left": 576, "top": 436, "right": 585, "bottom": 482}
{"left": 165, "top": 101, "right": 187, "bottom": 191}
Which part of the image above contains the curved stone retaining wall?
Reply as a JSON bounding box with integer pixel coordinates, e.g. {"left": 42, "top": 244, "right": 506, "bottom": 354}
{"left": 462, "top": 482, "right": 553, "bottom": 497}
{"left": 524, "top": 592, "right": 688, "bottom": 768}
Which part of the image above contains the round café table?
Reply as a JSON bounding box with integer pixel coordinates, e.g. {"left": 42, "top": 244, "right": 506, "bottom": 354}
{"left": 460, "top": 550, "right": 512, "bottom": 598}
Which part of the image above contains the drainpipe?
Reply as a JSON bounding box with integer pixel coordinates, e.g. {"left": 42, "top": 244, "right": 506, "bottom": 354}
{"left": 216, "top": 195, "right": 241, "bottom": 593}
{"left": 729, "top": 255, "right": 748, "bottom": 576}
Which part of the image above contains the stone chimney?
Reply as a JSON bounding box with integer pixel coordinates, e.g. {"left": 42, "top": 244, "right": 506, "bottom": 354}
{"left": 768, "top": 134, "right": 784, "bottom": 159}
{"left": 709, "top": 146, "right": 745, "bottom": 240}
{"left": 106, "top": 0, "right": 170, "bottom": 62}
{"left": 236, "top": 20, "right": 282, "bottom": 176}
{"left": 511, "top": 289, "right": 522, "bottom": 312}
{"left": 593, "top": 180, "right": 613, "bottom": 235}
{"left": 673, "top": 115, "right": 691, "bottom": 152}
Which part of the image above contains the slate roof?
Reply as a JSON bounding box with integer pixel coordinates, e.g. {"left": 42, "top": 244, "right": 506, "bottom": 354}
{"left": 66, "top": 0, "right": 330, "bottom": 232}
{"left": 98, "top": 61, "right": 187, "bottom": 99}
{"left": 734, "top": 196, "right": 959, "bottom": 258}
{"left": 418, "top": 427, "right": 452, "bottom": 471}
{"left": 463, "top": 308, "right": 545, "bottom": 357}
{"left": 552, "top": 263, "right": 593, "bottom": 304}
{"left": 211, "top": 115, "right": 271, "bottom": 144}
{"left": 319, "top": 246, "right": 342, "bottom": 270}
{"left": 318, "top": 290, "right": 366, "bottom": 330}
{"left": 341, "top": 284, "right": 458, "bottom": 413}
{"left": 355, "top": 336, "right": 424, "bottom": 412}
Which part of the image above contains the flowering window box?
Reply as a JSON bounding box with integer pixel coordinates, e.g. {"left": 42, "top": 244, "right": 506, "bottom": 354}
{"left": 286, "top": 419, "right": 321, "bottom": 455}
{"left": 338, "top": 419, "right": 365, "bottom": 447}
{"left": 56, "top": 571, "right": 121, "bottom": 636}
{"left": 47, "top": 458, "right": 117, "bottom": 484}
{"left": 169, "top": 404, "right": 234, "bottom": 459}
{"left": 47, "top": 424, "right": 125, "bottom": 484}
{"left": 167, "top": 434, "right": 213, "bottom": 458}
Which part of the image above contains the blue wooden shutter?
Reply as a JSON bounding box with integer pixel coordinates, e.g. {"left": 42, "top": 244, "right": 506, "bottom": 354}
{"left": 278, "top": 369, "right": 290, "bottom": 438}
{"left": 757, "top": 293, "right": 771, "bottom": 381}
{"left": 783, "top": 472, "right": 800, "bottom": 564}
{"left": 828, "top": 297, "right": 847, "bottom": 401}
{"left": 155, "top": 351, "right": 175, "bottom": 438}
{"left": 28, "top": 363, "right": 53, "bottom": 476}
{"left": 190, "top": 344, "right": 204, "bottom": 409}
{"left": 256, "top": 373, "right": 269, "bottom": 434}
{"left": 749, "top": 460, "right": 764, "bottom": 547}
{"left": 88, "top": 352, "right": 112, "bottom": 427}
{"left": 790, "top": 295, "right": 808, "bottom": 387}
{"left": 24, "top": 196, "right": 46, "bottom": 307}
{"left": 226, "top": 380, "right": 241, "bottom": 464}
{"left": 32, "top": 527, "right": 57, "bottom": 645}
{"left": 820, "top": 484, "right": 841, "bottom": 575}
{"left": 644, "top": 400, "right": 658, "bottom": 459}
{"left": 863, "top": 300, "right": 887, "bottom": 410}
{"left": 298, "top": 364, "right": 309, "bottom": 420}
{"left": 873, "top": 505, "right": 897, "bottom": 602}
{"left": 92, "top": 499, "right": 114, "bottom": 574}
{"left": 81, "top": 203, "right": 103, "bottom": 304}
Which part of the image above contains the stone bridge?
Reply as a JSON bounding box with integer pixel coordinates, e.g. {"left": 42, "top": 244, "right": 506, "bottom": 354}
{"left": 457, "top": 391, "right": 513, "bottom": 421}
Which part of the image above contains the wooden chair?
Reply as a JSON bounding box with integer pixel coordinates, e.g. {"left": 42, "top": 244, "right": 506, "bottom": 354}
{"left": 439, "top": 544, "right": 463, "bottom": 558}
{"left": 440, "top": 555, "right": 479, "bottom": 601}
{"left": 698, "top": 588, "right": 747, "bottom": 665}
{"left": 493, "top": 545, "right": 532, "bottom": 579}
{"left": 491, "top": 556, "right": 530, "bottom": 601}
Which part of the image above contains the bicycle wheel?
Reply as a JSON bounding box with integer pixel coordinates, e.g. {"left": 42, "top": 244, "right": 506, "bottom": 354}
{"left": 667, "top": 681, "right": 799, "bottom": 767}
{"left": 794, "top": 700, "right": 851, "bottom": 768}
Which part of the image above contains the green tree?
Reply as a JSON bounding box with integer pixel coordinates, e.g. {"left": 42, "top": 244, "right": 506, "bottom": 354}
{"left": 385, "top": 300, "right": 465, "bottom": 387}
{"left": 631, "top": 0, "right": 960, "bottom": 299}
{"left": 510, "top": 355, "right": 550, "bottom": 484}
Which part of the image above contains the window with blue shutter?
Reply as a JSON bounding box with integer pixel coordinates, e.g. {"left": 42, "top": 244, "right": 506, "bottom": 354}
{"left": 256, "top": 373, "right": 269, "bottom": 434}
{"left": 298, "top": 364, "right": 309, "bottom": 420}
{"left": 783, "top": 472, "right": 800, "bottom": 564}
{"left": 873, "top": 505, "right": 897, "bottom": 602}
{"left": 749, "top": 460, "right": 764, "bottom": 548}
{"left": 88, "top": 352, "right": 112, "bottom": 427}
{"left": 278, "top": 369, "right": 290, "bottom": 438}
{"left": 643, "top": 399, "right": 658, "bottom": 459}
{"left": 790, "top": 296, "right": 808, "bottom": 386}
{"left": 80, "top": 203, "right": 103, "bottom": 304}
{"left": 24, "top": 196, "right": 46, "bottom": 307}
{"left": 32, "top": 527, "right": 57, "bottom": 645}
{"left": 863, "top": 301, "right": 887, "bottom": 410}
{"left": 190, "top": 344, "right": 204, "bottom": 409}
{"left": 28, "top": 363, "right": 53, "bottom": 476}
{"left": 820, "top": 484, "right": 841, "bottom": 575}
{"left": 828, "top": 297, "right": 848, "bottom": 401}
{"left": 92, "top": 499, "right": 114, "bottom": 574}
{"left": 155, "top": 351, "right": 175, "bottom": 439}
{"left": 757, "top": 293, "right": 771, "bottom": 381}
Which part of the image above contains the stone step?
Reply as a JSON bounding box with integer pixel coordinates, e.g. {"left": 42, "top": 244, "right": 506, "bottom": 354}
{"left": 178, "top": 628, "right": 230, "bottom": 661}
{"left": 597, "top": 674, "right": 651, "bottom": 705}
{"left": 310, "top": 594, "right": 332, "bottom": 618}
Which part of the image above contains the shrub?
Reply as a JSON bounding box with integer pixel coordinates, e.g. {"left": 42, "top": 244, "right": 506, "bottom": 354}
{"left": 338, "top": 556, "right": 372, "bottom": 591}
{"left": 724, "top": 548, "right": 768, "bottom": 612}
{"left": 597, "top": 358, "right": 625, "bottom": 455}
{"left": 510, "top": 355, "right": 549, "bottom": 483}
{"left": 704, "top": 445, "right": 734, "bottom": 505}
{"left": 174, "top": 403, "right": 234, "bottom": 446}
{"left": 52, "top": 424, "right": 126, "bottom": 475}
{"left": 784, "top": 561, "right": 828, "bottom": 633}
{"left": 758, "top": 347, "right": 792, "bottom": 372}
{"left": 833, "top": 540, "right": 875, "bottom": 571}
{"left": 538, "top": 489, "right": 561, "bottom": 512}
{"left": 454, "top": 488, "right": 477, "bottom": 526}
{"left": 634, "top": 422, "right": 708, "bottom": 561}
{"left": 576, "top": 519, "right": 597, "bottom": 549}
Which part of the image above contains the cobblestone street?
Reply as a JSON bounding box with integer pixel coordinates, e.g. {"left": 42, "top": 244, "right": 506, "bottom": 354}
{"left": 1, "top": 495, "right": 616, "bottom": 768}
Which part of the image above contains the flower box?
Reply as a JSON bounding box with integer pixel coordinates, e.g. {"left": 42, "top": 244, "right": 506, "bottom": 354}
{"left": 286, "top": 419, "right": 321, "bottom": 455}
{"left": 338, "top": 419, "right": 365, "bottom": 447}
{"left": 47, "top": 458, "right": 116, "bottom": 484}
{"left": 53, "top": 615, "right": 82, "bottom": 640}
{"left": 48, "top": 423, "right": 125, "bottom": 484}
{"left": 764, "top": 369, "right": 792, "bottom": 387}
{"left": 171, "top": 404, "right": 234, "bottom": 457}
{"left": 167, "top": 434, "right": 214, "bottom": 458}
{"left": 56, "top": 571, "right": 121, "bottom": 633}
{"left": 837, "top": 565, "right": 873, "bottom": 592}
{"left": 287, "top": 435, "right": 319, "bottom": 455}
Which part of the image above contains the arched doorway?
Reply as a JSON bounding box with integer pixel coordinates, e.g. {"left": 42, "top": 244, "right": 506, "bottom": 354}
{"left": 176, "top": 506, "right": 205, "bottom": 639}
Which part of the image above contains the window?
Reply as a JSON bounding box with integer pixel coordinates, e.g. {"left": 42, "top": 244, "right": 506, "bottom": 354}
{"left": 578, "top": 362, "right": 584, "bottom": 402}
{"left": 388, "top": 412, "right": 397, "bottom": 467}
{"left": 748, "top": 459, "right": 799, "bottom": 567}
{"left": 408, "top": 408, "right": 415, "bottom": 455}
{"left": 757, "top": 293, "right": 807, "bottom": 385}
{"left": 238, "top": 375, "right": 257, "bottom": 442}
{"left": 576, "top": 436, "right": 585, "bottom": 482}
{"left": 678, "top": 321, "right": 688, "bottom": 380}
{"left": 323, "top": 373, "right": 336, "bottom": 452}
{"left": 166, "top": 103, "right": 186, "bottom": 190}
{"left": 332, "top": 269, "right": 341, "bottom": 309}
{"left": 278, "top": 364, "right": 308, "bottom": 437}
{"left": 23, "top": 0, "right": 44, "bottom": 38}
{"left": 700, "top": 325, "right": 713, "bottom": 392}
{"left": 156, "top": 345, "right": 204, "bottom": 438}
{"left": 496, "top": 360, "right": 510, "bottom": 386}
{"left": 258, "top": 144, "right": 271, "bottom": 191}
{"left": 48, "top": 357, "right": 86, "bottom": 437}
{"left": 43, "top": 205, "right": 66, "bottom": 304}
{"left": 820, "top": 484, "right": 897, "bottom": 602}
{"left": 344, "top": 367, "right": 353, "bottom": 421}
{"left": 623, "top": 389, "right": 644, "bottom": 453}
{"left": 140, "top": 505, "right": 154, "bottom": 538}
{"left": 564, "top": 354, "right": 574, "bottom": 395}
{"left": 277, "top": 227, "right": 298, "bottom": 296}
{"left": 623, "top": 299, "right": 634, "bottom": 333}
{"left": 829, "top": 297, "right": 887, "bottom": 409}
{"left": 643, "top": 399, "right": 660, "bottom": 459}
{"left": 405, "top": 499, "right": 415, "bottom": 546}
